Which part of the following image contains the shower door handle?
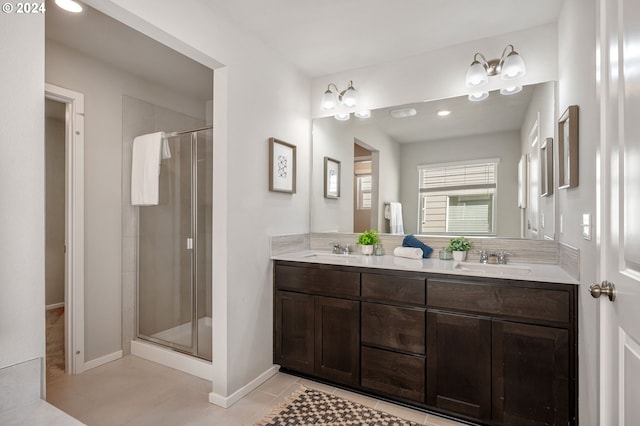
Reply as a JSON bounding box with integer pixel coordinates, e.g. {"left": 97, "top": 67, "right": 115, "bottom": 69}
{"left": 186, "top": 238, "right": 193, "bottom": 250}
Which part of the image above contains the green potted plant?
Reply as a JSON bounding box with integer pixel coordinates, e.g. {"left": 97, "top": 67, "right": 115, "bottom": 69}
{"left": 356, "top": 230, "right": 380, "bottom": 256}
{"left": 448, "top": 236, "right": 472, "bottom": 261}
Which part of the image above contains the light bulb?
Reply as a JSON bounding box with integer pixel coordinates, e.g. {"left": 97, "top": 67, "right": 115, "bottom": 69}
{"left": 468, "top": 91, "right": 489, "bottom": 102}
{"left": 321, "top": 89, "right": 337, "bottom": 111}
{"left": 465, "top": 61, "right": 488, "bottom": 87}
{"left": 501, "top": 52, "right": 526, "bottom": 80}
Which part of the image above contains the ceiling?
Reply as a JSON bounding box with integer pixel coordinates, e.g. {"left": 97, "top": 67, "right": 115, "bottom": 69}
{"left": 45, "top": 0, "right": 561, "bottom": 141}
{"left": 203, "top": 0, "right": 564, "bottom": 77}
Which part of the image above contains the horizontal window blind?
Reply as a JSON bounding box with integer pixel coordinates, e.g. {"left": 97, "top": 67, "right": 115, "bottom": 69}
{"left": 418, "top": 160, "right": 498, "bottom": 234}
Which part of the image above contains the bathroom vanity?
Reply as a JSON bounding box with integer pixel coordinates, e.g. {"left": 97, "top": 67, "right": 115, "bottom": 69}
{"left": 272, "top": 254, "right": 577, "bottom": 426}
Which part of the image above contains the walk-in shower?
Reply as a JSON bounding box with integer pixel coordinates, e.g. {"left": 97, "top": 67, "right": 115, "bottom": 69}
{"left": 136, "top": 126, "right": 213, "bottom": 361}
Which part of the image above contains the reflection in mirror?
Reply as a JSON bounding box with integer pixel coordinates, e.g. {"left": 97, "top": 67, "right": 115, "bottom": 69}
{"left": 311, "top": 82, "right": 557, "bottom": 240}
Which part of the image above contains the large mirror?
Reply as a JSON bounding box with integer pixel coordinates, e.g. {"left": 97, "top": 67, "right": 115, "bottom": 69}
{"left": 311, "top": 81, "right": 557, "bottom": 240}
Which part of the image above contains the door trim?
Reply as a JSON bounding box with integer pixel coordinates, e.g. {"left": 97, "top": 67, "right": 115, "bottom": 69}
{"left": 45, "top": 83, "right": 85, "bottom": 375}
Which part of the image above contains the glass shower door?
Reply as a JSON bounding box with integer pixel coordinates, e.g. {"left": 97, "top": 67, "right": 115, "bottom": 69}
{"left": 138, "top": 132, "right": 195, "bottom": 353}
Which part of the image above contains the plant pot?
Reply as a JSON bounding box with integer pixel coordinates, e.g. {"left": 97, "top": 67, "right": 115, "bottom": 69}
{"left": 453, "top": 250, "right": 467, "bottom": 261}
{"left": 361, "top": 245, "right": 374, "bottom": 256}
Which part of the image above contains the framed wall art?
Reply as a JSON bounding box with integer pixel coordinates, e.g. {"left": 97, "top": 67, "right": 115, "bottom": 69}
{"left": 558, "top": 105, "right": 579, "bottom": 189}
{"left": 268, "top": 138, "right": 296, "bottom": 193}
{"left": 324, "top": 157, "right": 341, "bottom": 199}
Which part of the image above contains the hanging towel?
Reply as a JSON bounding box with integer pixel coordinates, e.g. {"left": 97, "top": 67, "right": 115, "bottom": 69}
{"left": 161, "top": 138, "right": 171, "bottom": 160}
{"left": 131, "top": 131, "right": 165, "bottom": 206}
{"left": 389, "top": 202, "right": 404, "bottom": 234}
{"left": 402, "top": 234, "right": 433, "bottom": 258}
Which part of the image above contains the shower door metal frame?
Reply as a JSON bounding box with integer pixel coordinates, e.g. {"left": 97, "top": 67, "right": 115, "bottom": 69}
{"left": 136, "top": 127, "right": 211, "bottom": 359}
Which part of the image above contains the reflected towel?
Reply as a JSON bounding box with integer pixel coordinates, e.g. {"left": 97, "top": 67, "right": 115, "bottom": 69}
{"left": 388, "top": 202, "right": 404, "bottom": 234}
{"left": 161, "top": 138, "right": 171, "bottom": 159}
{"left": 402, "top": 234, "right": 433, "bottom": 258}
{"left": 131, "top": 132, "right": 165, "bottom": 206}
{"left": 393, "top": 246, "right": 423, "bottom": 260}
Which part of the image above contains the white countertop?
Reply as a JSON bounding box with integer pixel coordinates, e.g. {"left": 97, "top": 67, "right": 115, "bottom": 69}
{"left": 272, "top": 250, "right": 579, "bottom": 285}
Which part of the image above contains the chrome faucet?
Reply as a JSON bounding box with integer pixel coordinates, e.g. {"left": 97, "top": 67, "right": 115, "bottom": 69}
{"left": 498, "top": 252, "right": 512, "bottom": 264}
{"left": 478, "top": 250, "right": 489, "bottom": 264}
{"left": 330, "top": 243, "right": 352, "bottom": 255}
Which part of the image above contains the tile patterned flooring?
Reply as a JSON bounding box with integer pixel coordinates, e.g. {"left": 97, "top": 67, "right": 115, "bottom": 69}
{"left": 46, "top": 355, "right": 466, "bottom": 426}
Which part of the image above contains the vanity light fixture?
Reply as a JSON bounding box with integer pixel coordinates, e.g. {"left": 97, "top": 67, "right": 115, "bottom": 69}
{"left": 354, "top": 110, "right": 371, "bottom": 119}
{"left": 55, "top": 0, "right": 83, "bottom": 13}
{"left": 321, "top": 80, "right": 358, "bottom": 111}
{"left": 465, "top": 44, "right": 526, "bottom": 88}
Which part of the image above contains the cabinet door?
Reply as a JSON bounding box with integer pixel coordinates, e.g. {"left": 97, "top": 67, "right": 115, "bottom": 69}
{"left": 274, "top": 291, "right": 314, "bottom": 374}
{"left": 426, "top": 311, "right": 491, "bottom": 422}
{"left": 315, "top": 296, "right": 360, "bottom": 385}
{"left": 492, "top": 320, "right": 569, "bottom": 426}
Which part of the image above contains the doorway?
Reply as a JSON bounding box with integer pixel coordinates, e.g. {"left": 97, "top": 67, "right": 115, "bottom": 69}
{"left": 45, "top": 98, "right": 66, "bottom": 377}
{"left": 354, "top": 143, "right": 372, "bottom": 233}
{"left": 45, "top": 83, "right": 85, "bottom": 375}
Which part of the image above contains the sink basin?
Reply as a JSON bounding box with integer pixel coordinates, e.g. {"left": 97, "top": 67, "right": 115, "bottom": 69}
{"left": 454, "top": 262, "right": 532, "bottom": 276}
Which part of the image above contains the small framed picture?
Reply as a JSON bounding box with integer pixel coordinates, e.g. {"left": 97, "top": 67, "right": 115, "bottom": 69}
{"left": 558, "top": 105, "right": 579, "bottom": 189}
{"left": 269, "top": 138, "right": 296, "bottom": 193}
{"left": 324, "top": 157, "right": 341, "bottom": 199}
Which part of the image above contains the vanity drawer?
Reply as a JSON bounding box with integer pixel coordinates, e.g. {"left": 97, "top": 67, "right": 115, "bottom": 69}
{"left": 361, "top": 302, "right": 425, "bottom": 354}
{"left": 361, "top": 346, "right": 425, "bottom": 403}
{"left": 361, "top": 273, "right": 425, "bottom": 305}
{"left": 427, "top": 279, "right": 570, "bottom": 323}
{"left": 274, "top": 263, "right": 360, "bottom": 297}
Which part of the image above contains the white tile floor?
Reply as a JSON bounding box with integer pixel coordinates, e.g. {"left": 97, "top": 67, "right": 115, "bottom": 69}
{"left": 46, "top": 355, "right": 466, "bottom": 426}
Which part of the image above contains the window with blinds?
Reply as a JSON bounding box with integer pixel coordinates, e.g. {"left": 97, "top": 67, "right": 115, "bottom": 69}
{"left": 418, "top": 160, "right": 498, "bottom": 235}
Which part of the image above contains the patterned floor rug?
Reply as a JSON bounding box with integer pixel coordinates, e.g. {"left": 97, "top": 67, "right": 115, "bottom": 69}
{"left": 256, "top": 387, "right": 419, "bottom": 426}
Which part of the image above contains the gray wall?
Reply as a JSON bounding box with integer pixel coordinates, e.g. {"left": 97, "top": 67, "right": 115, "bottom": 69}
{"left": 557, "top": 0, "right": 599, "bottom": 422}
{"left": 45, "top": 103, "right": 66, "bottom": 307}
{"left": 0, "top": 11, "right": 45, "bottom": 378}
{"left": 45, "top": 39, "right": 208, "bottom": 362}
{"left": 400, "top": 131, "right": 521, "bottom": 237}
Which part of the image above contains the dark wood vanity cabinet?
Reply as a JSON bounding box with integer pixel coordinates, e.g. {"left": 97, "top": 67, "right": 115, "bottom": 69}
{"left": 427, "top": 277, "right": 576, "bottom": 426}
{"left": 274, "top": 263, "right": 360, "bottom": 387}
{"left": 273, "top": 261, "right": 577, "bottom": 426}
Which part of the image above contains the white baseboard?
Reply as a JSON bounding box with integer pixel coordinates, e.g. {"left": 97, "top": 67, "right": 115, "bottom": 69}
{"left": 83, "top": 350, "right": 122, "bottom": 372}
{"left": 131, "top": 340, "right": 214, "bottom": 380}
{"left": 208, "top": 365, "right": 279, "bottom": 408}
{"left": 45, "top": 302, "right": 65, "bottom": 310}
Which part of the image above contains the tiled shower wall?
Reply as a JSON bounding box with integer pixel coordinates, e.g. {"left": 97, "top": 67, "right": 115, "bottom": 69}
{"left": 121, "top": 96, "right": 205, "bottom": 355}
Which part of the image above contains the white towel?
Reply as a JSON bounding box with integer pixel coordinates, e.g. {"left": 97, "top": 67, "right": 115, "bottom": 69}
{"left": 389, "top": 202, "right": 404, "bottom": 234}
{"left": 393, "top": 246, "right": 423, "bottom": 260}
{"left": 131, "top": 132, "right": 165, "bottom": 206}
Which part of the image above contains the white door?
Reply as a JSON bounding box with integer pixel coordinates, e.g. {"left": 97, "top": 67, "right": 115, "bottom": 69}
{"left": 527, "top": 116, "right": 540, "bottom": 239}
{"left": 597, "top": 0, "right": 640, "bottom": 424}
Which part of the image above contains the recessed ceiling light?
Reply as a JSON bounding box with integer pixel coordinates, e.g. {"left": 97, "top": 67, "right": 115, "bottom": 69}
{"left": 390, "top": 108, "right": 417, "bottom": 119}
{"left": 437, "top": 110, "right": 451, "bottom": 117}
{"left": 55, "top": 0, "right": 83, "bottom": 13}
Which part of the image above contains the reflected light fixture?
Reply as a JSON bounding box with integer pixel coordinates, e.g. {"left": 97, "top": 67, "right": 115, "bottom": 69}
{"left": 55, "top": 0, "right": 83, "bottom": 13}
{"left": 334, "top": 113, "right": 351, "bottom": 121}
{"left": 500, "top": 85, "right": 523, "bottom": 95}
{"left": 437, "top": 110, "right": 451, "bottom": 117}
{"left": 390, "top": 108, "right": 417, "bottom": 118}
{"left": 468, "top": 91, "right": 489, "bottom": 102}
{"left": 354, "top": 110, "right": 371, "bottom": 119}
{"left": 465, "top": 45, "right": 526, "bottom": 88}
{"left": 321, "top": 80, "right": 358, "bottom": 111}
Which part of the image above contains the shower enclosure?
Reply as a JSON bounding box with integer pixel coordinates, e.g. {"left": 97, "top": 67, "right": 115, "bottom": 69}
{"left": 136, "top": 127, "right": 212, "bottom": 361}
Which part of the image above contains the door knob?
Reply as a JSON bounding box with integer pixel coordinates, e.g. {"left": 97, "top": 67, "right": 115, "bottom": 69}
{"left": 589, "top": 281, "right": 616, "bottom": 302}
